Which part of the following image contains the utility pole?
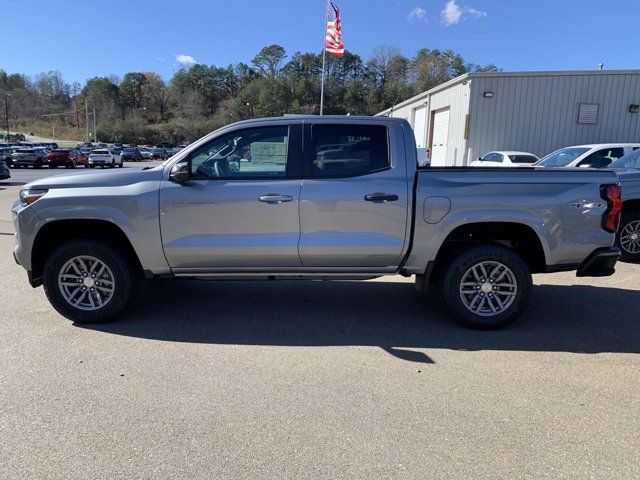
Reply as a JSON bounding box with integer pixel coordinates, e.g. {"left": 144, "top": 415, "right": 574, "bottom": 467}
{"left": 85, "top": 102, "right": 90, "bottom": 143}
{"left": 93, "top": 109, "right": 97, "bottom": 143}
{"left": 3, "top": 94, "right": 9, "bottom": 140}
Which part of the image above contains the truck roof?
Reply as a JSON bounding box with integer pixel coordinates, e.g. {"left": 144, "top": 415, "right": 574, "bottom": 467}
{"left": 230, "top": 115, "right": 408, "bottom": 126}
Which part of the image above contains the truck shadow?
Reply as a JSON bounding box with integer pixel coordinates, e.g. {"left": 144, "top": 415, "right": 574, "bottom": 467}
{"left": 78, "top": 280, "right": 640, "bottom": 363}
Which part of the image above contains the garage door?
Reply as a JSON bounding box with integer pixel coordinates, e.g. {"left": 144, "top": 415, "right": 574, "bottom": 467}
{"left": 430, "top": 108, "right": 450, "bottom": 167}
{"left": 413, "top": 106, "right": 427, "bottom": 148}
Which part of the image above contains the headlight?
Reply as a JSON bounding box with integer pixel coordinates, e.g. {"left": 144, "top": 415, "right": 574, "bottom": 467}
{"left": 19, "top": 189, "right": 48, "bottom": 206}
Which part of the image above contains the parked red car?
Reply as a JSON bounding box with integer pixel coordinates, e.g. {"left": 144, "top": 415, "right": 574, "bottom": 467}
{"left": 44, "top": 149, "right": 89, "bottom": 169}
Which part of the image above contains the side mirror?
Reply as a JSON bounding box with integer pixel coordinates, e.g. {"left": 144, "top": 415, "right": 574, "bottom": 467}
{"left": 169, "top": 162, "right": 190, "bottom": 183}
{"left": 477, "top": 157, "right": 483, "bottom": 161}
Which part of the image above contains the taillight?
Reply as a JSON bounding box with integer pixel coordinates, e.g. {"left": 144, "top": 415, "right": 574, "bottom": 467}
{"left": 600, "top": 184, "right": 622, "bottom": 232}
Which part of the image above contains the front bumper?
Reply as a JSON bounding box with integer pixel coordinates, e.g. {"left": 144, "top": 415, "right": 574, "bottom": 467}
{"left": 576, "top": 247, "right": 620, "bottom": 277}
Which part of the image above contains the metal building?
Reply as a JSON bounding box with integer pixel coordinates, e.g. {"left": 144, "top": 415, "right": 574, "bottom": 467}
{"left": 377, "top": 70, "right": 640, "bottom": 166}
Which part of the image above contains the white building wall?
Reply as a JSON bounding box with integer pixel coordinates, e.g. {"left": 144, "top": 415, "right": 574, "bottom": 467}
{"left": 429, "top": 81, "right": 471, "bottom": 166}
{"left": 382, "top": 78, "right": 471, "bottom": 166}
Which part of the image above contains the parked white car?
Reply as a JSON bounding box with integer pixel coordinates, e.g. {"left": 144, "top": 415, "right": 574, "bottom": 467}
{"left": 536, "top": 144, "right": 640, "bottom": 168}
{"left": 88, "top": 149, "right": 123, "bottom": 168}
{"left": 139, "top": 148, "right": 153, "bottom": 160}
{"left": 470, "top": 151, "right": 540, "bottom": 167}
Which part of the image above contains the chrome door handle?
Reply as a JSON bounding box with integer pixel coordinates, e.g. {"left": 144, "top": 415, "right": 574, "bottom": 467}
{"left": 364, "top": 193, "right": 399, "bottom": 202}
{"left": 259, "top": 194, "right": 293, "bottom": 204}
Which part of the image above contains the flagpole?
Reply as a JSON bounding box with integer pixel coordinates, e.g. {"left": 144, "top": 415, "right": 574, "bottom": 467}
{"left": 320, "top": 0, "right": 329, "bottom": 115}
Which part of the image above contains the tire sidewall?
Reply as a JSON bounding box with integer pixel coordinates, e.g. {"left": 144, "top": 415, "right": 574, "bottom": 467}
{"left": 441, "top": 244, "right": 532, "bottom": 330}
{"left": 43, "top": 240, "right": 137, "bottom": 323}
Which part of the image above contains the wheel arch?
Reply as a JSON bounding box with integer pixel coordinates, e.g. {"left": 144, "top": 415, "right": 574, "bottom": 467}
{"left": 31, "top": 219, "right": 143, "bottom": 286}
{"left": 428, "top": 221, "right": 547, "bottom": 284}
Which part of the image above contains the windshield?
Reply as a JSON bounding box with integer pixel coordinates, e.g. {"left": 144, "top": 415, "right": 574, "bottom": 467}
{"left": 92, "top": 149, "right": 109, "bottom": 154}
{"left": 537, "top": 147, "right": 590, "bottom": 167}
{"left": 609, "top": 149, "right": 640, "bottom": 169}
{"left": 123, "top": 148, "right": 135, "bottom": 153}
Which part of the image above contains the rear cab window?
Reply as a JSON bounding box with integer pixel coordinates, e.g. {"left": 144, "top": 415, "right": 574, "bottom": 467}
{"left": 309, "top": 124, "right": 389, "bottom": 177}
{"left": 578, "top": 148, "right": 625, "bottom": 168}
{"left": 509, "top": 155, "right": 538, "bottom": 164}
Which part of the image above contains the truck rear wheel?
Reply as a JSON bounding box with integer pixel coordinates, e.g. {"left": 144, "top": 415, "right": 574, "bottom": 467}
{"left": 617, "top": 211, "right": 640, "bottom": 262}
{"left": 43, "top": 239, "right": 138, "bottom": 323}
{"left": 441, "top": 244, "right": 532, "bottom": 330}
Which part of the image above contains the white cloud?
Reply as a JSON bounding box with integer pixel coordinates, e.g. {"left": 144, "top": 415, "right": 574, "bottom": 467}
{"left": 441, "top": 0, "right": 486, "bottom": 26}
{"left": 441, "top": 1, "right": 462, "bottom": 25}
{"left": 407, "top": 7, "right": 427, "bottom": 23}
{"left": 465, "top": 6, "right": 487, "bottom": 19}
{"left": 175, "top": 54, "right": 197, "bottom": 65}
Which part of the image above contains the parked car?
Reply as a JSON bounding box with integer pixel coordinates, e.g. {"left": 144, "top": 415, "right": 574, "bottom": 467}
{"left": 609, "top": 149, "right": 640, "bottom": 171}
{"left": 11, "top": 148, "right": 46, "bottom": 168}
{"left": 606, "top": 151, "right": 640, "bottom": 261}
{"left": 88, "top": 149, "right": 123, "bottom": 168}
{"left": 44, "top": 149, "right": 83, "bottom": 169}
{"left": 72, "top": 149, "right": 89, "bottom": 167}
{"left": 139, "top": 148, "right": 153, "bottom": 160}
{"left": 0, "top": 147, "right": 14, "bottom": 167}
{"left": 12, "top": 116, "right": 621, "bottom": 329}
{"left": 110, "top": 147, "right": 122, "bottom": 163}
{"left": 0, "top": 159, "right": 10, "bottom": 180}
{"left": 148, "top": 147, "right": 166, "bottom": 159}
{"left": 79, "top": 147, "right": 93, "bottom": 157}
{"left": 470, "top": 151, "right": 540, "bottom": 167}
{"left": 536, "top": 144, "right": 640, "bottom": 168}
{"left": 121, "top": 147, "right": 142, "bottom": 162}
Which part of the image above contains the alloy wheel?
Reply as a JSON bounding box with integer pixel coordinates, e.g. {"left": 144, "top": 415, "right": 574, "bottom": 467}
{"left": 620, "top": 220, "right": 640, "bottom": 254}
{"left": 58, "top": 255, "right": 115, "bottom": 311}
{"left": 459, "top": 261, "right": 517, "bottom": 317}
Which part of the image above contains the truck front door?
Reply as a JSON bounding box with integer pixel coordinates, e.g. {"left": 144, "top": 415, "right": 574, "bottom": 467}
{"left": 298, "top": 122, "right": 410, "bottom": 268}
{"left": 159, "top": 124, "right": 303, "bottom": 270}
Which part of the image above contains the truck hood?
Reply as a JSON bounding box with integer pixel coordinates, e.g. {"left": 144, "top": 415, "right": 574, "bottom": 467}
{"left": 23, "top": 166, "right": 164, "bottom": 190}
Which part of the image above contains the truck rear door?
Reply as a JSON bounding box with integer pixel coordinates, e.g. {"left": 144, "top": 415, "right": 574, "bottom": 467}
{"left": 298, "top": 122, "right": 410, "bottom": 268}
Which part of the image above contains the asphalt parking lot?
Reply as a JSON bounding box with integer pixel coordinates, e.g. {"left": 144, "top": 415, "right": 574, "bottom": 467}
{"left": 0, "top": 166, "right": 639, "bottom": 479}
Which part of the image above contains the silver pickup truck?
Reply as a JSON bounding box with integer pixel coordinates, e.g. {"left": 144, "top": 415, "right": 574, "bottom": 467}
{"left": 12, "top": 116, "right": 622, "bottom": 329}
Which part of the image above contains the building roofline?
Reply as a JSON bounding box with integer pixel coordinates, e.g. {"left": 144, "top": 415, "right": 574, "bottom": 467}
{"left": 376, "top": 69, "right": 640, "bottom": 116}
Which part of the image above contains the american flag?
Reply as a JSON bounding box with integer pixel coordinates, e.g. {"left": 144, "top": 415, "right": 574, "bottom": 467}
{"left": 325, "top": 1, "right": 344, "bottom": 58}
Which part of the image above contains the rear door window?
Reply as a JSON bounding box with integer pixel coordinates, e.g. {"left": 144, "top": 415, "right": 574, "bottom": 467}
{"left": 310, "top": 124, "right": 389, "bottom": 177}
{"left": 578, "top": 148, "right": 625, "bottom": 168}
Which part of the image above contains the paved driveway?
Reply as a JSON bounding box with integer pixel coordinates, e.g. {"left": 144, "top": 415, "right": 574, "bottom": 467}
{"left": 0, "top": 170, "right": 638, "bottom": 479}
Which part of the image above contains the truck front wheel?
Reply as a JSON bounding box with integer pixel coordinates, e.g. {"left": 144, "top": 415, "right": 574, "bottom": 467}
{"left": 43, "top": 239, "right": 138, "bottom": 323}
{"left": 441, "top": 244, "right": 532, "bottom": 330}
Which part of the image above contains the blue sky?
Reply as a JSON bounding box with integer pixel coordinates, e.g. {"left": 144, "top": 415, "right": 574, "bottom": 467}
{"left": 1, "top": 0, "right": 638, "bottom": 84}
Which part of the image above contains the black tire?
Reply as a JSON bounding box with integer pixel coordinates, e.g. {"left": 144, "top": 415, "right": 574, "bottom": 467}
{"left": 34, "top": 160, "right": 42, "bottom": 169}
{"left": 51, "top": 164, "right": 58, "bottom": 169}
{"left": 118, "top": 161, "right": 124, "bottom": 168}
{"left": 89, "top": 165, "right": 95, "bottom": 168}
{"left": 441, "top": 244, "right": 532, "bottom": 330}
{"left": 110, "top": 160, "right": 115, "bottom": 168}
{"left": 43, "top": 239, "right": 138, "bottom": 323}
{"left": 617, "top": 211, "right": 640, "bottom": 262}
